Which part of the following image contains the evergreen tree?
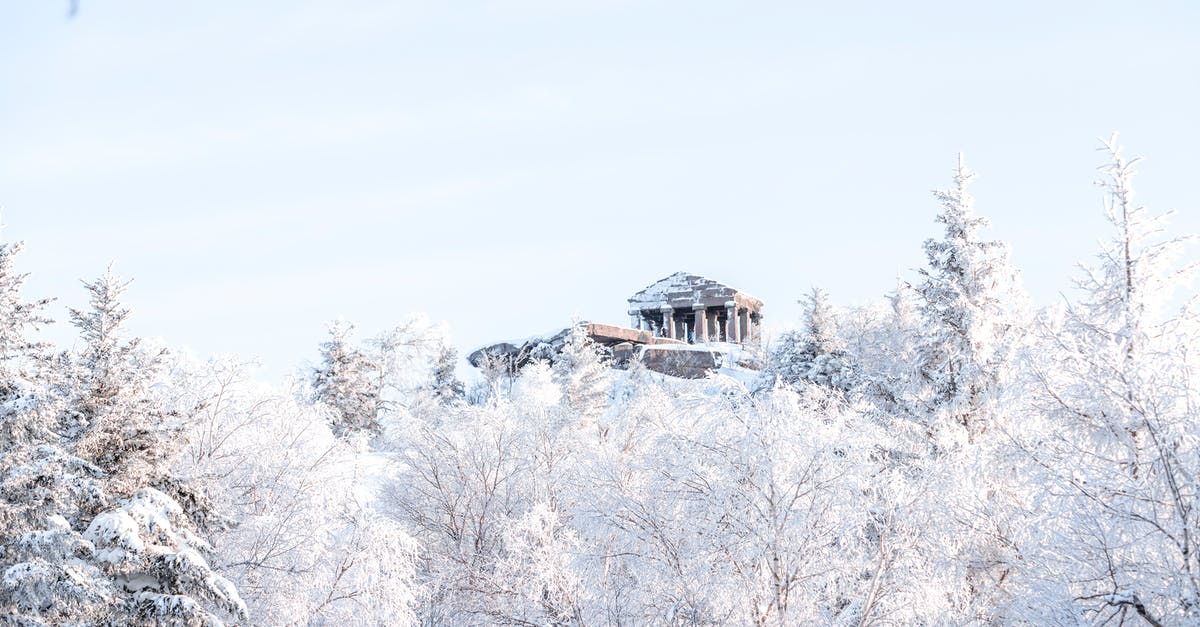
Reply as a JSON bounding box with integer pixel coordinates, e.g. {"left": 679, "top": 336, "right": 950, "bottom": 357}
{"left": 915, "top": 154, "right": 1026, "bottom": 442}
{"left": 66, "top": 269, "right": 173, "bottom": 491}
{"left": 311, "top": 320, "right": 382, "bottom": 437}
{"left": 0, "top": 237, "right": 54, "bottom": 453}
{"left": 0, "top": 246, "right": 103, "bottom": 624}
{"left": 429, "top": 345, "right": 465, "bottom": 406}
{"left": 0, "top": 240, "right": 52, "bottom": 397}
{"left": 906, "top": 157, "right": 1031, "bottom": 621}
{"left": 1, "top": 266, "right": 246, "bottom": 625}
{"left": 551, "top": 322, "right": 609, "bottom": 423}
{"left": 68, "top": 268, "right": 135, "bottom": 415}
{"left": 766, "top": 287, "right": 849, "bottom": 391}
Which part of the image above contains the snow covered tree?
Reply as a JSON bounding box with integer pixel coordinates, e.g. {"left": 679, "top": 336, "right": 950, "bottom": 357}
{"left": 895, "top": 157, "right": 1033, "bottom": 621}
{"left": 428, "top": 345, "right": 465, "bottom": 406}
{"left": 765, "top": 287, "right": 849, "bottom": 391}
{"left": 841, "top": 278, "right": 925, "bottom": 420}
{"left": 82, "top": 486, "right": 247, "bottom": 624}
{"left": 511, "top": 361, "right": 561, "bottom": 414}
{"left": 915, "top": 154, "right": 1026, "bottom": 442}
{"left": 66, "top": 267, "right": 137, "bottom": 422}
{"left": 367, "top": 315, "right": 447, "bottom": 411}
{"left": 0, "top": 236, "right": 54, "bottom": 455}
{"left": 311, "top": 320, "right": 382, "bottom": 438}
{"left": 0, "top": 430, "right": 117, "bottom": 624}
{"left": 0, "top": 246, "right": 102, "bottom": 625}
{"left": 70, "top": 270, "right": 244, "bottom": 624}
{"left": 765, "top": 338, "right": 808, "bottom": 393}
{"left": 551, "top": 322, "right": 609, "bottom": 424}
{"left": 172, "top": 357, "right": 418, "bottom": 624}
{"left": 0, "top": 240, "right": 52, "bottom": 397}
{"left": 304, "top": 507, "right": 418, "bottom": 625}
{"left": 66, "top": 269, "right": 175, "bottom": 497}
{"left": 1015, "top": 136, "right": 1200, "bottom": 624}
{"left": 580, "top": 381, "right": 933, "bottom": 624}
{"left": 1, "top": 266, "right": 247, "bottom": 626}
{"left": 384, "top": 401, "right": 536, "bottom": 623}
{"left": 386, "top": 354, "right": 594, "bottom": 625}
{"left": 490, "top": 502, "right": 584, "bottom": 624}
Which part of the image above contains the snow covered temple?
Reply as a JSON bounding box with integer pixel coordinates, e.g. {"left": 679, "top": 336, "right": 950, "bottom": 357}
{"left": 627, "top": 271, "right": 764, "bottom": 344}
{"left": 468, "top": 272, "right": 764, "bottom": 377}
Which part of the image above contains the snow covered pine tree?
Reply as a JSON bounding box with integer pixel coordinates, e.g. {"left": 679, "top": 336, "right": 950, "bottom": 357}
{"left": 915, "top": 154, "right": 1025, "bottom": 443}
{"left": 1, "top": 265, "right": 247, "bottom": 625}
{"left": 311, "top": 320, "right": 383, "bottom": 438}
{"left": 765, "top": 287, "right": 849, "bottom": 392}
{"left": 551, "top": 322, "right": 610, "bottom": 425}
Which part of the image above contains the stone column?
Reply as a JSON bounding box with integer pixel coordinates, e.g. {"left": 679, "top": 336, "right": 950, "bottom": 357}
{"left": 661, "top": 306, "right": 675, "bottom": 340}
{"left": 740, "top": 309, "right": 751, "bottom": 343}
{"left": 726, "top": 302, "right": 740, "bottom": 343}
{"left": 693, "top": 303, "right": 708, "bottom": 343}
{"left": 629, "top": 310, "right": 642, "bottom": 330}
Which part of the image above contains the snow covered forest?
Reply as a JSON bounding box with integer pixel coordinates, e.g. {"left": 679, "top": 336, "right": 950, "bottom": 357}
{"left": 2, "top": 137, "right": 1198, "bottom": 625}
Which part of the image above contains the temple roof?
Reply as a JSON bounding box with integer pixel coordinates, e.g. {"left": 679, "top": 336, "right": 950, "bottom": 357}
{"left": 627, "top": 271, "right": 764, "bottom": 313}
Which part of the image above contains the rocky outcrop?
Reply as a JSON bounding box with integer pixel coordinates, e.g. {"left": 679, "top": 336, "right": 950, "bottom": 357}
{"left": 467, "top": 322, "right": 685, "bottom": 372}
{"left": 639, "top": 347, "right": 721, "bottom": 379}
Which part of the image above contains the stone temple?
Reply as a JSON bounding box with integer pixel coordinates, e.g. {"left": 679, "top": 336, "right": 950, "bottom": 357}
{"left": 468, "top": 271, "right": 764, "bottom": 377}
{"left": 627, "top": 271, "right": 765, "bottom": 344}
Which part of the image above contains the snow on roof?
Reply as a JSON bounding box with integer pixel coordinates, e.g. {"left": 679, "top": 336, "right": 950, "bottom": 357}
{"left": 628, "top": 271, "right": 764, "bottom": 311}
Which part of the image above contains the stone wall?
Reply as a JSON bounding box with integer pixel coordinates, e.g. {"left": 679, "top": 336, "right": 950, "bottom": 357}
{"left": 639, "top": 347, "right": 720, "bottom": 379}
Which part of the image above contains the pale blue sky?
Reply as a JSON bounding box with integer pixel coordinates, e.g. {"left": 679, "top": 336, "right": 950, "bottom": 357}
{"left": 2, "top": 1, "right": 1198, "bottom": 377}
